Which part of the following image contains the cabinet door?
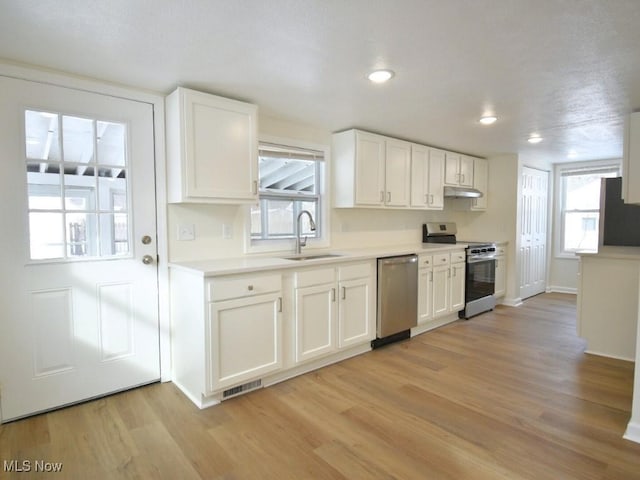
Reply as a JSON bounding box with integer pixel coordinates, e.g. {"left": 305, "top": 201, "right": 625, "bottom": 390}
{"left": 338, "top": 277, "right": 375, "bottom": 348}
{"left": 450, "top": 263, "right": 466, "bottom": 311}
{"left": 182, "top": 89, "right": 258, "bottom": 201}
{"left": 459, "top": 156, "right": 474, "bottom": 187}
{"left": 355, "top": 131, "right": 385, "bottom": 206}
{"left": 428, "top": 149, "right": 445, "bottom": 209}
{"left": 494, "top": 256, "right": 506, "bottom": 297}
{"left": 410, "top": 144, "right": 429, "bottom": 208}
{"left": 294, "top": 283, "right": 337, "bottom": 363}
{"left": 471, "top": 157, "right": 488, "bottom": 210}
{"left": 418, "top": 268, "right": 433, "bottom": 324}
{"left": 207, "top": 293, "right": 281, "bottom": 392}
{"left": 385, "top": 139, "right": 411, "bottom": 207}
{"left": 444, "top": 152, "right": 461, "bottom": 185}
{"left": 432, "top": 265, "right": 450, "bottom": 318}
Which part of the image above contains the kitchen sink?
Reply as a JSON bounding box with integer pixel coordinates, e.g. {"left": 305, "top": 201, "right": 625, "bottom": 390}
{"left": 282, "top": 253, "right": 343, "bottom": 261}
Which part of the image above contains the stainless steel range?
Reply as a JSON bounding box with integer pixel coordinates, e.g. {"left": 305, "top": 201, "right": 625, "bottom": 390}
{"left": 422, "top": 222, "right": 496, "bottom": 318}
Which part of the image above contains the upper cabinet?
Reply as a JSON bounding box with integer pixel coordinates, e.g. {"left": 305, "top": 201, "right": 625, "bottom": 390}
{"left": 166, "top": 87, "right": 258, "bottom": 203}
{"left": 623, "top": 112, "right": 640, "bottom": 204}
{"left": 410, "top": 144, "right": 444, "bottom": 210}
{"left": 333, "top": 129, "right": 410, "bottom": 208}
{"left": 444, "top": 153, "right": 474, "bottom": 187}
{"left": 471, "top": 157, "right": 489, "bottom": 211}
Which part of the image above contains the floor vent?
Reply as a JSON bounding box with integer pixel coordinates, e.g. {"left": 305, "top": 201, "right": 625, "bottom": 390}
{"left": 222, "top": 379, "right": 262, "bottom": 400}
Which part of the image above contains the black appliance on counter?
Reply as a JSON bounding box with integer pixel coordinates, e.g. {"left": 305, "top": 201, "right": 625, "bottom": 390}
{"left": 601, "top": 177, "right": 640, "bottom": 246}
{"left": 422, "top": 222, "right": 496, "bottom": 318}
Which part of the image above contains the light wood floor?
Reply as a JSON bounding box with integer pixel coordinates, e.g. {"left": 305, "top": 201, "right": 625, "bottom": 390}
{"left": 2, "top": 293, "right": 640, "bottom": 479}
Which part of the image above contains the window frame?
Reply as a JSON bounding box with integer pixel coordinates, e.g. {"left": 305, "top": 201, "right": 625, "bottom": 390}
{"left": 554, "top": 160, "right": 621, "bottom": 258}
{"left": 245, "top": 135, "right": 330, "bottom": 254}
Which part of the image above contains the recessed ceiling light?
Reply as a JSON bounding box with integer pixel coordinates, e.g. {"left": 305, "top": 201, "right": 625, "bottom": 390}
{"left": 479, "top": 116, "right": 497, "bottom": 125}
{"left": 368, "top": 69, "right": 394, "bottom": 84}
{"left": 527, "top": 135, "right": 543, "bottom": 144}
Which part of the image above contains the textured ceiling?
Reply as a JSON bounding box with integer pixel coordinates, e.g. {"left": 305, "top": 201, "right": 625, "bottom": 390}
{"left": 1, "top": 0, "right": 640, "bottom": 164}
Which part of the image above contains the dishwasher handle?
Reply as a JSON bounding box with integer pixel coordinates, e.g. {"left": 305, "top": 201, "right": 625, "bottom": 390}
{"left": 378, "top": 255, "right": 418, "bottom": 266}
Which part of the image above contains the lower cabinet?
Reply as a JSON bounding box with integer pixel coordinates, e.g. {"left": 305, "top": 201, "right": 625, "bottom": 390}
{"left": 419, "top": 250, "right": 465, "bottom": 327}
{"left": 293, "top": 262, "right": 375, "bottom": 365}
{"left": 207, "top": 292, "right": 282, "bottom": 392}
{"left": 450, "top": 260, "right": 465, "bottom": 311}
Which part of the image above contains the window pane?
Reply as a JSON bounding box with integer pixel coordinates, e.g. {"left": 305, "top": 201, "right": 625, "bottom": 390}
{"left": 299, "top": 201, "right": 318, "bottom": 236}
{"left": 98, "top": 168, "right": 127, "bottom": 211}
{"left": 97, "top": 121, "right": 126, "bottom": 167}
{"left": 259, "top": 157, "right": 316, "bottom": 194}
{"left": 63, "top": 116, "right": 94, "bottom": 164}
{"left": 565, "top": 172, "right": 616, "bottom": 210}
{"left": 66, "top": 213, "right": 98, "bottom": 257}
{"left": 64, "top": 168, "right": 96, "bottom": 211}
{"left": 29, "top": 212, "right": 65, "bottom": 259}
{"left": 25, "top": 111, "right": 61, "bottom": 161}
{"left": 564, "top": 212, "right": 599, "bottom": 251}
{"left": 265, "top": 200, "right": 294, "bottom": 236}
{"left": 250, "top": 204, "right": 262, "bottom": 238}
{"left": 27, "top": 162, "right": 62, "bottom": 210}
{"left": 100, "top": 213, "right": 129, "bottom": 256}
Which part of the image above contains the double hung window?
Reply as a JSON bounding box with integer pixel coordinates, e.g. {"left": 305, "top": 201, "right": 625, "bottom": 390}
{"left": 558, "top": 164, "right": 619, "bottom": 254}
{"left": 250, "top": 143, "right": 324, "bottom": 243}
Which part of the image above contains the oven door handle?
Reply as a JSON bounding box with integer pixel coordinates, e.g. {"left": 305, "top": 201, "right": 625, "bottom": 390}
{"left": 467, "top": 255, "right": 496, "bottom": 264}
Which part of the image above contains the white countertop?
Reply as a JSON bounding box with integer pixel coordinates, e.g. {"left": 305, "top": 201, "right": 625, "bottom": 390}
{"left": 169, "top": 243, "right": 468, "bottom": 277}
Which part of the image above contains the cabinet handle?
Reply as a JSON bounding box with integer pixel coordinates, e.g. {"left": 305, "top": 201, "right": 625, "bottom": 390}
{"left": 277, "top": 297, "right": 283, "bottom": 313}
{"left": 461, "top": 174, "right": 465, "bottom": 184}
{"left": 332, "top": 288, "right": 336, "bottom": 302}
{"left": 380, "top": 191, "right": 384, "bottom": 202}
{"left": 429, "top": 271, "right": 433, "bottom": 281}
{"left": 387, "top": 192, "right": 391, "bottom": 202}
{"left": 342, "top": 286, "right": 346, "bottom": 300}
{"left": 430, "top": 194, "right": 434, "bottom": 204}
{"left": 253, "top": 180, "right": 258, "bottom": 195}
{"left": 247, "top": 285, "right": 254, "bottom": 291}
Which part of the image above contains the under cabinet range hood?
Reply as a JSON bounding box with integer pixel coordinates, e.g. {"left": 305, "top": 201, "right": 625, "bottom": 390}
{"left": 443, "top": 186, "right": 483, "bottom": 198}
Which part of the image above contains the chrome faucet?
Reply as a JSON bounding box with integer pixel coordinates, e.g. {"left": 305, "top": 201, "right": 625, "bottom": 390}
{"left": 295, "top": 210, "right": 317, "bottom": 254}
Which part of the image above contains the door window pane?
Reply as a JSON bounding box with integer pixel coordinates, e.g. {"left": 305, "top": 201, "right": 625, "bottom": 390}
{"left": 66, "top": 213, "right": 98, "bottom": 257}
{"left": 25, "top": 111, "right": 61, "bottom": 161}
{"left": 29, "top": 212, "right": 65, "bottom": 259}
{"left": 62, "top": 116, "right": 94, "bottom": 164}
{"left": 64, "top": 169, "right": 96, "bottom": 211}
{"left": 97, "top": 121, "right": 126, "bottom": 167}
{"left": 98, "top": 168, "right": 127, "bottom": 211}
{"left": 100, "top": 213, "right": 129, "bottom": 256}
{"left": 27, "top": 163, "right": 62, "bottom": 210}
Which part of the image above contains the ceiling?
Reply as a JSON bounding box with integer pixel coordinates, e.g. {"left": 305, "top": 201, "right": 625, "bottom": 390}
{"left": 2, "top": 0, "right": 640, "bottom": 164}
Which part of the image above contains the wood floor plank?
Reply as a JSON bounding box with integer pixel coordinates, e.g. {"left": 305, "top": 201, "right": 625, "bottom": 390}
{"left": 2, "top": 293, "right": 640, "bottom": 479}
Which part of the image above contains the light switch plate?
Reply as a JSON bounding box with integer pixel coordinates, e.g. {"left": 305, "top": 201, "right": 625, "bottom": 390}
{"left": 177, "top": 224, "right": 195, "bottom": 241}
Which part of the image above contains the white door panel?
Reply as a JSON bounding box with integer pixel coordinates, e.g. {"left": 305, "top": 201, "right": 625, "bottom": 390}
{"left": 0, "top": 76, "right": 160, "bottom": 422}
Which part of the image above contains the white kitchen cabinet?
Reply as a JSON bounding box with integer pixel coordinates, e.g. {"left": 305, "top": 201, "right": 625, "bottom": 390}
{"left": 417, "top": 255, "right": 433, "bottom": 324}
{"left": 410, "top": 145, "right": 445, "bottom": 210}
{"left": 444, "top": 152, "right": 474, "bottom": 187}
{"left": 208, "top": 292, "right": 282, "bottom": 392}
{"left": 450, "top": 261, "right": 466, "bottom": 312}
{"left": 622, "top": 112, "right": 640, "bottom": 203}
{"left": 293, "top": 262, "right": 375, "bottom": 364}
{"left": 432, "top": 253, "right": 451, "bottom": 318}
{"left": 166, "top": 87, "right": 258, "bottom": 203}
{"left": 471, "top": 157, "right": 489, "bottom": 211}
{"left": 494, "top": 245, "right": 506, "bottom": 298}
{"left": 333, "top": 129, "right": 410, "bottom": 208}
{"left": 384, "top": 139, "right": 411, "bottom": 207}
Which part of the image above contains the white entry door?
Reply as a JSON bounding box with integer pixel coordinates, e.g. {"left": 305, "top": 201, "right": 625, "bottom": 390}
{"left": 520, "top": 166, "right": 549, "bottom": 299}
{"left": 0, "top": 76, "right": 160, "bottom": 422}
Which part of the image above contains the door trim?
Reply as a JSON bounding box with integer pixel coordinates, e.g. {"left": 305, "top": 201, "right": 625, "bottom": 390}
{"left": 0, "top": 61, "right": 171, "bottom": 382}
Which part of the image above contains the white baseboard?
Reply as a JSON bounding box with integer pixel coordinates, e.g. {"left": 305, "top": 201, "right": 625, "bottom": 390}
{"left": 546, "top": 286, "right": 577, "bottom": 294}
{"left": 624, "top": 420, "right": 640, "bottom": 444}
{"left": 501, "top": 297, "right": 523, "bottom": 307}
{"left": 171, "top": 379, "right": 220, "bottom": 409}
{"left": 584, "top": 349, "right": 635, "bottom": 363}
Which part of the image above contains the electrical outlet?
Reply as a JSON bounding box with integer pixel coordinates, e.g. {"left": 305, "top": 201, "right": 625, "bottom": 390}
{"left": 177, "top": 224, "right": 195, "bottom": 241}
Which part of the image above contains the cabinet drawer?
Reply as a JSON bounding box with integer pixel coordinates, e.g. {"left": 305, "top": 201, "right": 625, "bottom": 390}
{"left": 418, "top": 254, "right": 433, "bottom": 268}
{"left": 451, "top": 251, "right": 466, "bottom": 263}
{"left": 433, "top": 253, "right": 450, "bottom": 266}
{"left": 295, "top": 267, "right": 335, "bottom": 288}
{"left": 207, "top": 274, "right": 282, "bottom": 302}
{"left": 338, "top": 262, "right": 372, "bottom": 281}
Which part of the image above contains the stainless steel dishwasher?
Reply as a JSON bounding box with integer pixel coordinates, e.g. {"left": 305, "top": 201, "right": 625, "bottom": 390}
{"left": 372, "top": 254, "right": 418, "bottom": 348}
